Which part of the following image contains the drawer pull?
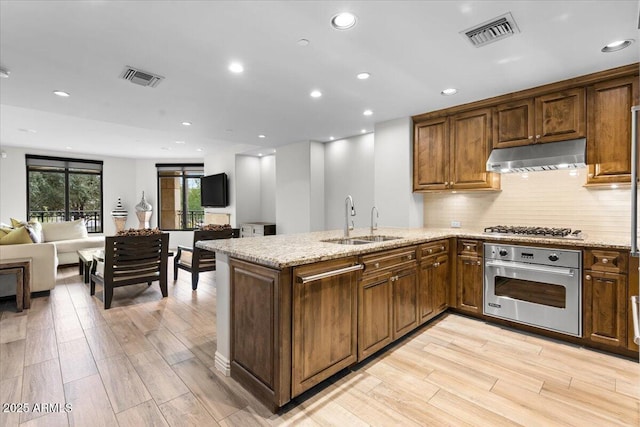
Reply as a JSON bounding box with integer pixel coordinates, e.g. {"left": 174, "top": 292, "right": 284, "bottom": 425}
{"left": 477, "top": 260, "right": 481, "bottom": 265}
{"left": 465, "top": 245, "right": 471, "bottom": 251}
{"left": 298, "top": 264, "right": 363, "bottom": 284}
{"left": 585, "top": 274, "right": 592, "bottom": 281}
{"left": 407, "top": 254, "right": 413, "bottom": 260}
{"left": 601, "top": 258, "right": 609, "bottom": 264}
{"left": 441, "top": 246, "right": 445, "bottom": 251}
{"left": 428, "top": 249, "right": 433, "bottom": 254}
{"left": 374, "top": 262, "right": 380, "bottom": 268}
{"left": 433, "top": 262, "right": 440, "bottom": 268}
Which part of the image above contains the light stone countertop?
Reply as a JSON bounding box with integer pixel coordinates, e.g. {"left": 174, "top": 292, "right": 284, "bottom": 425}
{"left": 196, "top": 227, "right": 632, "bottom": 269}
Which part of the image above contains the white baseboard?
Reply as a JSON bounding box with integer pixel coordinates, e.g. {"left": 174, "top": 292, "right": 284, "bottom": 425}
{"left": 214, "top": 351, "right": 231, "bottom": 376}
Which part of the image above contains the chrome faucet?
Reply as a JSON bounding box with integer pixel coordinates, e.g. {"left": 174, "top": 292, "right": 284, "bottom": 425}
{"left": 370, "top": 206, "right": 379, "bottom": 234}
{"left": 344, "top": 195, "right": 356, "bottom": 237}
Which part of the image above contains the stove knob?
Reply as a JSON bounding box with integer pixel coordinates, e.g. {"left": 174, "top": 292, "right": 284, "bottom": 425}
{"left": 548, "top": 253, "right": 559, "bottom": 262}
{"left": 499, "top": 249, "right": 508, "bottom": 256}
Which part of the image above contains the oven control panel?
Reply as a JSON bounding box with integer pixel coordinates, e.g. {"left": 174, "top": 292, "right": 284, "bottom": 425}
{"left": 484, "top": 243, "right": 581, "bottom": 268}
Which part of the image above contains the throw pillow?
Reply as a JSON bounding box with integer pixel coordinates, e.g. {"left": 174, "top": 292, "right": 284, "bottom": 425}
{"left": 0, "top": 227, "right": 34, "bottom": 245}
{"left": 9, "top": 218, "right": 43, "bottom": 243}
{"left": 41, "top": 219, "right": 88, "bottom": 242}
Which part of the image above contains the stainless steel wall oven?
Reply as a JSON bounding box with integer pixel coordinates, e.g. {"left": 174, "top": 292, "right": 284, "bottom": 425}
{"left": 484, "top": 243, "right": 582, "bottom": 337}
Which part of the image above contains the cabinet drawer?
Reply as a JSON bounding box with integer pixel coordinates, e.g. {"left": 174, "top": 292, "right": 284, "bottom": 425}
{"left": 458, "top": 240, "right": 481, "bottom": 256}
{"left": 419, "top": 240, "right": 449, "bottom": 259}
{"left": 584, "top": 249, "right": 627, "bottom": 274}
{"left": 361, "top": 246, "right": 417, "bottom": 276}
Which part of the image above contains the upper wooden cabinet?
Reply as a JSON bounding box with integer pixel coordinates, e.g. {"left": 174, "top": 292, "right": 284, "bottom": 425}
{"left": 413, "top": 109, "right": 499, "bottom": 192}
{"left": 450, "top": 108, "right": 499, "bottom": 190}
{"left": 493, "top": 88, "right": 586, "bottom": 148}
{"left": 586, "top": 76, "right": 639, "bottom": 185}
{"left": 413, "top": 117, "right": 449, "bottom": 191}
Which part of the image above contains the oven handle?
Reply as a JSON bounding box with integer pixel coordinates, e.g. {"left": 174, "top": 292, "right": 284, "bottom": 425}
{"left": 485, "top": 260, "right": 576, "bottom": 277}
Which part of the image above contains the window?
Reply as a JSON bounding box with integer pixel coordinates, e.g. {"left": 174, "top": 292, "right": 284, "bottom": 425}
{"left": 156, "top": 163, "right": 204, "bottom": 230}
{"left": 26, "top": 155, "right": 103, "bottom": 233}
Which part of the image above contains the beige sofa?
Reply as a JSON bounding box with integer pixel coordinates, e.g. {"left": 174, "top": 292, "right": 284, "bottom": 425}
{"left": 0, "top": 220, "right": 104, "bottom": 295}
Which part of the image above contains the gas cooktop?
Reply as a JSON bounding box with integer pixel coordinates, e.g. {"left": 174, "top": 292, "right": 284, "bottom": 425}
{"left": 483, "top": 225, "right": 584, "bottom": 240}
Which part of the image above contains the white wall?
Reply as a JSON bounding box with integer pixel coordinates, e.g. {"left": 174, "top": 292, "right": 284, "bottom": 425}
{"left": 235, "top": 155, "right": 261, "bottom": 224}
{"left": 260, "top": 155, "right": 276, "bottom": 222}
{"left": 309, "top": 141, "right": 325, "bottom": 231}
{"left": 275, "top": 141, "right": 311, "bottom": 234}
{"left": 324, "top": 133, "right": 375, "bottom": 230}
{"left": 374, "top": 117, "right": 423, "bottom": 228}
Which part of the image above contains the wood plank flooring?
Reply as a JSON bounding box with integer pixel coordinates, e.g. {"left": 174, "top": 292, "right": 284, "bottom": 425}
{"left": 0, "top": 264, "right": 638, "bottom": 426}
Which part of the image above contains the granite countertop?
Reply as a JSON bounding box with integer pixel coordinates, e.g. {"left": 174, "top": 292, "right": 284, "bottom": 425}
{"left": 196, "top": 227, "right": 632, "bottom": 269}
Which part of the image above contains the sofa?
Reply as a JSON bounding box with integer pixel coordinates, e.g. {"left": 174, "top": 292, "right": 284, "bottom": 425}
{"left": 0, "top": 219, "right": 104, "bottom": 295}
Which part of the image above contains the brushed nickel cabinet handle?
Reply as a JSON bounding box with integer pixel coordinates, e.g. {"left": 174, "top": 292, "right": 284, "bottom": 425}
{"left": 601, "top": 258, "right": 609, "bottom": 264}
{"left": 536, "top": 134, "right": 541, "bottom": 139}
{"left": 529, "top": 135, "right": 534, "bottom": 139}
{"left": 585, "top": 274, "right": 592, "bottom": 280}
{"left": 477, "top": 260, "right": 481, "bottom": 265}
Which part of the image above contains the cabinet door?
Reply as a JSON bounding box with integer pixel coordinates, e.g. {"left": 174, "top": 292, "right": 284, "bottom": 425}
{"left": 358, "top": 273, "right": 393, "bottom": 361}
{"left": 535, "top": 88, "right": 586, "bottom": 143}
{"left": 457, "top": 254, "right": 483, "bottom": 314}
{"left": 418, "top": 254, "right": 449, "bottom": 324}
{"left": 493, "top": 99, "right": 535, "bottom": 148}
{"left": 450, "top": 108, "right": 499, "bottom": 190}
{"left": 628, "top": 256, "right": 639, "bottom": 352}
{"left": 586, "top": 76, "right": 639, "bottom": 185}
{"left": 584, "top": 270, "right": 627, "bottom": 347}
{"left": 392, "top": 266, "right": 418, "bottom": 339}
{"left": 414, "top": 118, "right": 449, "bottom": 191}
{"left": 292, "top": 258, "right": 358, "bottom": 396}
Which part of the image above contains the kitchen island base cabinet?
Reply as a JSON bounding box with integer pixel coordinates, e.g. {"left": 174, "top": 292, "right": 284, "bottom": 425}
{"left": 358, "top": 272, "right": 393, "bottom": 361}
{"left": 292, "top": 258, "right": 359, "bottom": 397}
{"left": 229, "top": 259, "right": 292, "bottom": 411}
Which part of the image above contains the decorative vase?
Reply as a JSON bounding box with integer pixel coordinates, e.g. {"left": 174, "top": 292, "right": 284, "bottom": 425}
{"left": 111, "top": 198, "right": 128, "bottom": 232}
{"left": 135, "top": 191, "right": 153, "bottom": 229}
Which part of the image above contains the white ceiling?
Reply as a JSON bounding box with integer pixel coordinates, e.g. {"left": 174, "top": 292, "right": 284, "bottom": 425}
{"left": 1, "top": 1, "right": 638, "bottom": 159}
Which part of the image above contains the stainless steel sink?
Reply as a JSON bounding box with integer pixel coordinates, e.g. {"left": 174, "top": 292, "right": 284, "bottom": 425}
{"left": 322, "top": 237, "right": 373, "bottom": 245}
{"left": 358, "top": 235, "right": 402, "bottom": 242}
{"left": 322, "top": 235, "right": 402, "bottom": 245}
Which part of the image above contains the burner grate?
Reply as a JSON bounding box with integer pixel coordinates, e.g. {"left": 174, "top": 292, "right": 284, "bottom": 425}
{"left": 483, "top": 225, "right": 583, "bottom": 239}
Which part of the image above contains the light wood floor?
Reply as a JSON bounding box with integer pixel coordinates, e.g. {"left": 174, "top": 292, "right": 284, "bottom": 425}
{"left": 0, "top": 264, "right": 638, "bottom": 427}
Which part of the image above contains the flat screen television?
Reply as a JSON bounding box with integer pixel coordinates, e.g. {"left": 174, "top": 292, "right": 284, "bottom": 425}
{"left": 201, "top": 173, "right": 229, "bottom": 207}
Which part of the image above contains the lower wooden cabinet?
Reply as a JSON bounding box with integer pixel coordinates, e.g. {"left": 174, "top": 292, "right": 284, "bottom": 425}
{"left": 392, "top": 266, "right": 419, "bottom": 339}
{"left": 291, "top": 257, "right": 359, "bottom": 397}
{"left": 584, "top": 270, "right": 627, "bottom": 348}
{"left": 418, "top": 253, "right": 449, "bottom": 324}
{"left": 456, "top": 240, "right": 483, "bottom": 314}
{"left": 358, "top": 272, "right": 393, "bottom": 360}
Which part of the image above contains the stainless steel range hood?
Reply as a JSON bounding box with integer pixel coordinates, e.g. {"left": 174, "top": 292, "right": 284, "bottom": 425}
{"left": 486, "top": 138, "right": 586, "bottom": 173}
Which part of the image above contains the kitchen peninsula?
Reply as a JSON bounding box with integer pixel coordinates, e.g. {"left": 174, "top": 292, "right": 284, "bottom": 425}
{"left": 197, "top": 227, "right": 636, "bottom": 411}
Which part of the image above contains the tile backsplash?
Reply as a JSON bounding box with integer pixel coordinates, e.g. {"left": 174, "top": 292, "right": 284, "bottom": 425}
{"left": 423, "top": 169, "right": 632, "bottom": 241}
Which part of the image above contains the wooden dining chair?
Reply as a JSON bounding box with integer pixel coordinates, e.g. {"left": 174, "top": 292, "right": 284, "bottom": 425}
{"left": 90, "top": 233, "right": 169, "bottom": 309}
{"left": 174, "top": 228, "right": 238, "bottom": 290}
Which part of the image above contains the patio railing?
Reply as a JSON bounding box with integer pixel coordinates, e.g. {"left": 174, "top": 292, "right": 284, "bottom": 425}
{"left": 29, "top": 210, "right": 102, "bottom": 233}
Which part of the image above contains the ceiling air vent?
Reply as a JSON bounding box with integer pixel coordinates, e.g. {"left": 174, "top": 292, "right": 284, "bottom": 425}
{"left": 461, "top": 12, "right": 520, "bottom": 48}
{"left": 119, "top": 66, "right": 164, "bottom": 88}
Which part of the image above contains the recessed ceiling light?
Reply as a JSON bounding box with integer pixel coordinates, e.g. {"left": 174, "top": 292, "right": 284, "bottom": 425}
{"left": 310, "top": 90, "right": 322, "bottom": 98}
{"left": 297, "top": 38, "right": 310, "bottom": 46}
{"left": 18, "top": 128, "right": 37, "bottom": 133}
{"left": 356, "top": 72, "right": 370, "bottom": 80}
{"left": 441, "top": 88, "right": 458, "bottom": 96}
{"left": 330, "top": 136, "right": 335, "bottom": 141}
{"left": 601, "top": 39, "right": 634, "bottom": 52}
{"left": 161, "top": 147, "right": 171, "bottom": 151}
{"left": 65, "top": 146, "right": 72, "bottom": 150}
{"left": 361, "top": 129, "right": 366, "bottom": 134}
{"left": 175, "top": 141, "right": 186, "bottom": 144}
{"left": 229, "top": 62, "right": 244, "bottom": 73}
{"left": 53, "top": 90, "right": 70, "bottom": 97}
{"left": 196, "top": 148, "right": 203, "bottom": 152}
{"left": 0, "top": 67, "right": 9, "bottom": 78}
{"left": 258, "top": 134, "right": 266, "bottom": 139}
{"left": 363, "top": 109, "right": 373, "bottom": 116}
{"left": 331, "top": 12, "right": 357, "bottom": 30}
{"left": 181, "top": 121, "right": 192, "bottom": 126}
{"left": 258, "top": 153, "right": 263, "bottom": 157}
